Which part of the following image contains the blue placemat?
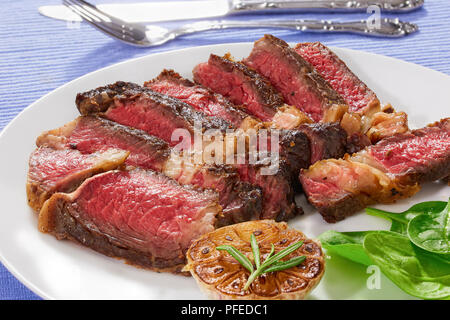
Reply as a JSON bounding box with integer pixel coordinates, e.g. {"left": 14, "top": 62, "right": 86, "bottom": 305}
{"left": 0, "top": 0, "right": 449, "bottom": 300}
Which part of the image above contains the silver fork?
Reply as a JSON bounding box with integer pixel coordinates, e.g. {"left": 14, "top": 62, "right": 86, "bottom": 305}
{"left": 63, "top": 0, "right": 419, "bottom": 47}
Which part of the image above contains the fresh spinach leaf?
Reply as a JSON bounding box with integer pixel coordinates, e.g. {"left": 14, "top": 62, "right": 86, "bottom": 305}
{"left": 363, "top": 231, "right": 450, "bottom": 300}
{"left": 366, "top": 201, "right": 447, "bottom": 234}
{"left": 407, "top": 199, "right": 450, "bottom": 254}
{"left": 319, "top": 230, "right": 373, "bottom": 266}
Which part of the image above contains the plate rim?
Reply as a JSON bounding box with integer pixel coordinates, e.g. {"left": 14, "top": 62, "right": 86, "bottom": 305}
{"left": 1, "top": 42, "right": 449, "bottom": 300}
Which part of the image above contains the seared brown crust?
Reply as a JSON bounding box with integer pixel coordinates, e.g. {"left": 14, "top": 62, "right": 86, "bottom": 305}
{"left": 76, "top": 81, "right": 140, "bottom": 115}
{"left": 297, "top": 122, "right": 347, "bottom": 163}
{"left": 76, "top": 82, "right": 232, "bottom": 133}
{"left": 39, "top": 192, "right": 187, "bottom": 274}
{"left": 209, "top": 53, "right": 285, "bottom": 112}
{"left": 185, "top": 220, "right": 325, "bottom": 299}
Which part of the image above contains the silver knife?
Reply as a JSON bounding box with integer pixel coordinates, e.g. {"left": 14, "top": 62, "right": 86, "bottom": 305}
{"left": 39, "top": 0, "right": 424, "bottom": 23}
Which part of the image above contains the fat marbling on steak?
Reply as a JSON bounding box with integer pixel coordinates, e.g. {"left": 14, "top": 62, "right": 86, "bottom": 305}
{"left": 76, "top": 83, "right": 302, "bottom": 222}
{"left": 39, "top": 169, "right": 220, "bottom": 273}
{"left": 37, "top": 115, "right": 262, "bottom": 227}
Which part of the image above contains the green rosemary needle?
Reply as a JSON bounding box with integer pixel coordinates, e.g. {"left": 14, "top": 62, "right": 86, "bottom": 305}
{"left": 217, "top": 234, "right": 305, "bottom": 291}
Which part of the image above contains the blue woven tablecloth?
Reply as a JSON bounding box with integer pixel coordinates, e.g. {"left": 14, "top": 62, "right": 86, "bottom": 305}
{"left": 1, "top": 0, "right": 449, "bottom": 300}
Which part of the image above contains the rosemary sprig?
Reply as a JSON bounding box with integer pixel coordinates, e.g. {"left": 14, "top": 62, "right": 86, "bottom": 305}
{"left": 217, "top": 233, "right": 305, "bottom": 291}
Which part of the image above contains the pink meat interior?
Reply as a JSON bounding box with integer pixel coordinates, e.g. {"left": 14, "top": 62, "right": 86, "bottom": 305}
{"left": 193, "top": 62, "right": 275, "bottom": 121}
{"left": 74, "top": 170, "right": 216, "bottom": 259}
{"left": 295, "top": 43, "right": 376, "bottom": 114}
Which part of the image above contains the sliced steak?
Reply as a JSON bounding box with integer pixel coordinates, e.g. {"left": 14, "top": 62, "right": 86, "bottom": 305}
{"left": 38, "top": 116, "right": 263, "bottom": 227}
{"left": 146, "top": 70, "right": 311, "bottom": 181}
{"left": 300, "top": 118, "right": 450, "bottom": 222}
{"left": 294, "top": 42, "right": 380, "bottom": 115}
{"left": 243, "top": 35, "right": 348, "bottom": 122}
{"left": 193, "top": 54, "right": 284, "bottom": 121}
{"left": 39, "top": 169, "right": 220, "bottom": 273}
{"left": 146, "top": 69, "right": 255, "bottom": 129}
{"left": 76, "top": 85, "right": 300, "bottom": 221}
{"left": 27, "top": 147, "right": 128, "bottom": 212}
{"left": 76, "top": 82, "right": 231, "bottom": 149}
{"left": 300, "top": 158, "right": 418, "bottom": 223}
{"left": 353, "top": 118, "right": 450, "bottom": 185}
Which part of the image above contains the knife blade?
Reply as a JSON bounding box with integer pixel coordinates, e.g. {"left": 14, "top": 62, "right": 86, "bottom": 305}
{"left": 39, "top": 0, "right": 424, "bottom": 23}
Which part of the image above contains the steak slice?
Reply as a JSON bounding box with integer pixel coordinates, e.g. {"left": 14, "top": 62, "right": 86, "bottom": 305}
{"left": 38, "top": 115, "right": 263, "bottom": 227}
{"left": 193, "top": 53, "right": 284, "bottom": 121}
{"left": 300, "top": 118, "right": 450, "bottom": 222}
{"left": 146, "top": 69, "right": 256, "bottom": 129}
{"left": 294, "top": 42, "right": 380, "bottom": 115}
{"left": 353, "top": 118, "right": 450, "bottom": 185}
{"left": 300, "top": 158, "right": 418, "bottom": 223}
{"left": 146, "top": 70, "right": 311, "bottom": 181}
{"left": 76, "top": 84, "right": 302, "bottom": 221}
{"left": 76, "top": 82, "right": 231, "bottom": 149}
{"left": 39, "top": 169, "right": 220, "bottom": 273}
{"left": 27, "top": 147, "right": 128, "bottom": 212}
{"left": 243, "top": 35, "right": 348, "bottom": 122}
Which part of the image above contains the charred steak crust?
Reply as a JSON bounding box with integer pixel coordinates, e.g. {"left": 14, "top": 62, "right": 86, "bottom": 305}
{"left": 243, "top": 35, "right": 347, "bottom": 121}
{"left": 76, "top": 81, "right": 141, "bottom": 115}
{"left": 297, "top": 122, "right": 347, "bottom": 164}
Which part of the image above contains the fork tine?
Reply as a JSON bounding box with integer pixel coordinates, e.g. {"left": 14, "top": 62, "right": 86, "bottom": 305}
{"left": 63, "top": 0, "right": 137, "bottom": 44}
{"left": 71, "top": 0, "right": 132, "bottom": 30}
{"left": 66, "top": 0, "right": 136, "bottom": 37}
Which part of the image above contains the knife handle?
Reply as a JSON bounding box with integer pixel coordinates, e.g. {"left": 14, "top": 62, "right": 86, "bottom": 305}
{"left": 179, "top": 18, "right": 418, "bottom": 38}
{"left": 230, "top": 0, "right": 424, "bottom": 12}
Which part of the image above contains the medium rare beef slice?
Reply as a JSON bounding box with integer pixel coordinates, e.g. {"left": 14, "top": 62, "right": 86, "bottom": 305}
{"left": 146, "top": 69, "right": 258, "bottom": 129}
{"left": 243, "top": 35, "right": 348, "bottom": 122}
{"left": 38, "top": 116, "right": 263, "bottom": 227}
{"left": 76, "top": 83, "right": 231, "bottom": 149}
{"left": 193, "top": 53, "right": 284, "bottom": 121}
{"left": 147, "top": 70, "right": 311, "bottom": 176}
{"left": 295, "top": 42, "right": 380, "bottom": 115}
{"left": 27, "top": 147, "right": 128, "bottom": 212}
{"left": 39, "top": 169, "right": 220, "bottom": 273}
{"left": 353, "top": 118, "right": 450, "bottom": 185}
{"left": 76, "top": 84, "right": 302, "bottom": 222}
{"left": 300, "top": 158, "right": 418, "bottom": 223}
{"left": 300, "top": 118, "right": 450, "bottom": 222}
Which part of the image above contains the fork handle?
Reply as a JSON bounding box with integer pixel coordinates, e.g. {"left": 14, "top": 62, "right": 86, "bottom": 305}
{"left": 178, "top": 18, "right": 418, "bottom": 38}
{"left": 230, "top": 0, "right": 424, "bottom": 12}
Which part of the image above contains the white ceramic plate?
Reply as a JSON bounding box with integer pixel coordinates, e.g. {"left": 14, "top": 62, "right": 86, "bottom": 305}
{"left": 0, "top": 43, "right": 449, "bottom": 300}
